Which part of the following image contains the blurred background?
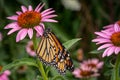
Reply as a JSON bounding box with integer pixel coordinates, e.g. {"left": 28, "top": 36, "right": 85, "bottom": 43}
{"left": 0, "top": 0, "right": 119, "bottom": 80}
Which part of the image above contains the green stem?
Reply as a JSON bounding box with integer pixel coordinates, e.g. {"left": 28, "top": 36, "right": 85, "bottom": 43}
{"left": 114, "top": 53, "right": 120, "bottom": 80}
{"left": 32, "top": 33, "right": 48, "bottom": 80}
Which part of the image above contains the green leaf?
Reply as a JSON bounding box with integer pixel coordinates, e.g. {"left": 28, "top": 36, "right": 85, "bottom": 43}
{"left": 90, "top": 49, "right": 104, "bottom": 54}
{"left": 1, "top": 58, "right": 38, "bottom": 73}
{"left": 63, "top": 38, "right": 81, "bottom": 50}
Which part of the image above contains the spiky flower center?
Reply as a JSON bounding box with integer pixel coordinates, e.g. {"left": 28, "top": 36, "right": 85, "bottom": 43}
{"left": 80, "top": 70, "right": 94, "bottom": 77}
{"left": 111, "top": 32, "right": 120, "bottom": 46}
{"left": 18, "top": 11, "right": 41, "bottom": 28}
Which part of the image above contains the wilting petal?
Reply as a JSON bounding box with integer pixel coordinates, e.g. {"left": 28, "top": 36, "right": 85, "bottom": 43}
{"left": 16, "top": 29, "right": 28, "bottom": 42}
{"left": 7, "top": 15, "right": 18, "bottom": 20}
{"left": 28, "top": 28, "right": 33, "bottom": 39}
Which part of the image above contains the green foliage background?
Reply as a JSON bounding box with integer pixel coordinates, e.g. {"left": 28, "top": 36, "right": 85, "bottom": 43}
{"left": 0, "top": 0, "right": 119, "bottom": 80}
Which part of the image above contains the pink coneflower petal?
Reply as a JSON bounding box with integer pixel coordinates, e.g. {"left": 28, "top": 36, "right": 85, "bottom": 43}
{"left": 97, "top": 62, "right": 104, "bottom": 69}
{"left": 4, "top": 70, "right": 11, "bottom": 76}
{"left": 16, "top": 29, "right": 28, "bottom": 42}
{"left": 35, "top": 3, "right": 41, "bottom": 11}
{"left": 41, "top": 10, "right": 55, "bottom": 17}
{"left": 8, "top": 27, "right": 21, "bottom": 35}
{"left": 114, "top": 23, "right": 120, "bottom": 32}
{"left": 41, "top": 8, "right": 53, "bottom": 15}
{"left": 102, "top": 47, "right": 111, "bottom": 57}
{"left": 28, "top": 5, "right": 33, "bottom": 11}
{"left": 97, "top": 44, "right": 113, "bottom": 50}
{"left": 115, "top": 47, "right": 120, "bottom": 54}
{"left": 4, "top": 22, "right": 19, "bottom": 29}
{"left": 28, "top": 28, "right": 33, "bottom": 39}
{"left": 42, "top": 15, "right": 57, "bottom": 19}
{"left": 16, "top": 11, "right": 22, "bottom": 15}
{"left": 36, "top": 3, "right": 45, "bottom": 12}
{"left": 0, "top": 75, "right": 9, "bottom": 80}
{"left": 95, "top": 32, "right": 110, "bottom": 39}
{"left": 103, "top": 24, "right": 113, "bottom": 29}
{"left": 34, "top": 26, "right": 44, "bottom": 36}
{"left": 41, "top": 19, "right": 58, "bottom": 22}
{"left": 7, "top": 15, "right": 18, "bottom": 20}
{"left": 107, "top": 47, "right": 116, "bottom": 56}
{"left": 92, "top": 38, "right": 111, "bottom": 42}
{"left": 40, "top": 23, "right": 45, "bottom": 29}
{"left": 21, "top": 6, "right": 27, "bottom": 12}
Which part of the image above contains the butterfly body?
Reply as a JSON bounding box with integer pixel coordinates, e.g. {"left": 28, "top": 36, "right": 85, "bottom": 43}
{"left": 36, "top": 28, "right": 74, "bottom": 74}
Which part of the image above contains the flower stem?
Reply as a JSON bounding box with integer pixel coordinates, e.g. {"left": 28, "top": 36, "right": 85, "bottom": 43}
{"left": 32, "top": 32, "right": 48, "bottom": 80}
{"left": 114, "top": 53, "right": 120, "bottom": 80}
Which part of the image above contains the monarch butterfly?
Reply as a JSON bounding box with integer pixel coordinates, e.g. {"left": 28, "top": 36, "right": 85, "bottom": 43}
{"left": 36, "top": 28, "right": 74, "bottom": 74}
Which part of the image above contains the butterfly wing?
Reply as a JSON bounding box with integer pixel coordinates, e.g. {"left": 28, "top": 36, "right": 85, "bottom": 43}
{"left": 36, "top": 29, "right": 59, "bottom": 65}
{"left": 36, "top": 28, "right": 74, "bottom": 74}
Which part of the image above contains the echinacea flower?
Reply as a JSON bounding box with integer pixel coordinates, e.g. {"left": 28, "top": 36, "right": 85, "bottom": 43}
{"left": 92, "top": 21, "right": 120, "bottom": 57}
{"left": 5, "top": 3, "right": 57, "bottom": 42}
{"left": 73, "top": 65, "right": 99, "bottom": 78}
{"left": 26, "top": 41, "right": 36, "bottom": 56}
{"left": 0, "top": 32, "right": 2, "bottom": 41}
{"left": 81, "top": 58, "right": 103, "bottom": 72}
{"left": 0, "top": 66, "right": 11, "bottom": 80}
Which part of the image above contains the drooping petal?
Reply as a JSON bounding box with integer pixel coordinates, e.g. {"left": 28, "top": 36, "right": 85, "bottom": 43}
{"left": 8, "top": 27, "right": 21, "bottom": 35}
{"left": 28, "top": 5, "right": 33, "bottom": 11}
{"left": 21, "top": 6, "right": 28, "bottom": 12}
{"left": 4, "top": 22, "right": 19, "bottom": 29}
{"left": 97, "top": 44, "right": 113, "bottom": 50}
{"left": 28, "top": 28, "right": 33, "bottom": 39}
{"left": 41, "top": 19, "right": 58, "bottom": 22}
{"left": 34, "top": 26, "right": 44, "bottom": 36}
{"left": 7, "top": 15, "right": 18, "bottom": 20}
{"left": 16, "top": 29, "right": 28, "bottom": 42}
